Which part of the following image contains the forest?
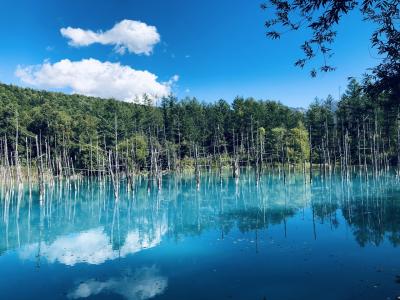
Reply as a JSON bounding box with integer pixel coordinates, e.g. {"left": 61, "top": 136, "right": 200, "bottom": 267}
{"left": 0, "top": 77, "right": 399, "bottom": 190}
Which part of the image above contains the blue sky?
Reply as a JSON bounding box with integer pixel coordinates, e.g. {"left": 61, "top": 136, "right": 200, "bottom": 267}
{"left": 0, "top": 0, "right": 379, "bottom": 107}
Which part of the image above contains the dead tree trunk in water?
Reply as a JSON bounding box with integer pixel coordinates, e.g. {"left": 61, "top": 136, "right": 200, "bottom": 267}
{"left": 35, "top": 135, "right": 44, "bottom": 200}
{"left": 232, "top": 129, "right": 240, "bottom": 180}
{"left": 309, "top": 126, "right": 313, "bottom": 183}
{"left": 108, "top": 116, "right": 120, "bottom": 200}
{"left": 194, "top": 143, "right": 200, "bottom": 190}
{"left": 26, "top": 137, "right": 32, "bottom": 193}
{"left": 397, "top": 112, "right": 400, "bottom": 176}
{"left": 15, "top": 110, "right": 22, "bottom": 184}
{"left": 114, "top": 116, "right": 119, "bottom": 192}
{"left": 108, "top": 150, "right": 119, "bottom": 200}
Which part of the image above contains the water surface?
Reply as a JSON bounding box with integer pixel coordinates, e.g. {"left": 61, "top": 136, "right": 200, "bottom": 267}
{"left": 1, "top": 172, "right": 400, "bottom": 299}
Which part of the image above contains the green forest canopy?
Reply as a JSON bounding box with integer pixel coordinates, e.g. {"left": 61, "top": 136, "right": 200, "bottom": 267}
{"left": 0, "top": 79, "right": 398, "bottom": 171}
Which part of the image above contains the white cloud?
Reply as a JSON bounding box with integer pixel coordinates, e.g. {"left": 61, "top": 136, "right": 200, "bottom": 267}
{"left": 169, "top": 74, "right": 179, "bottom": 83}
{"left": 15, "top": 58, "right": 178, "bottom": 103}
{"left": 60, "top": 20, "right": 160, "bottom": 55}
{"left": 68, "top": 266, "right": 168, "bottom": 300}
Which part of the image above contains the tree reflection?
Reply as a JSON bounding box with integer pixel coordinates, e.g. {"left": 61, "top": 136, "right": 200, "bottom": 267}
{"left": 1, "top": 171, "right": 400, "bottom": 260}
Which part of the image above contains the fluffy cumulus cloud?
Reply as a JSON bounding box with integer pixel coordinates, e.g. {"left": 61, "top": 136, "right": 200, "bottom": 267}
{"left": 60, "top": 20, "right": 160, "bottom": 55}
{"left": 15, "top": 58, "right": 178, "bottom": 103}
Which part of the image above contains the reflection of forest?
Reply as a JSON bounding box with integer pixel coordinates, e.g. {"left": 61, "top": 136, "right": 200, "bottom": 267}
{"left": 310, "top": 174, "right": 400, "bottom": 247}
{"left": 1, "top": 172, "right": 400, "bottom": 258}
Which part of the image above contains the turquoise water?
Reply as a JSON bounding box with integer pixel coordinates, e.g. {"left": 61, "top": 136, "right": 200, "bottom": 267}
{"left": 0, "top": 172, "right": 400, "bottom": 300}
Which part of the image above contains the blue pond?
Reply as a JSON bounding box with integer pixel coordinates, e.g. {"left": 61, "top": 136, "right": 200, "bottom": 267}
{"left": 0, "top": 172, "right": 400, "bottom": 300}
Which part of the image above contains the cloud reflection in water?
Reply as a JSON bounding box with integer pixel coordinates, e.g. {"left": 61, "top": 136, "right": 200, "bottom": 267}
{"left": 18, "top": 225, "right": 166, "bottom": 266}
{"left": 68, "top": 266, "right": 168, "bottom": 300}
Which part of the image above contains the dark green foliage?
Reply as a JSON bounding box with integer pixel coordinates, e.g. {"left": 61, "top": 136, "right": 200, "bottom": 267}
{"left": 262, "top": 0, "right": 399, "bottom": 100}
{"left": 0, "top": 77, "right": 398, "bottom": 172}
{"left": 0, "top": 83, "right": 305, "bottom": 171}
